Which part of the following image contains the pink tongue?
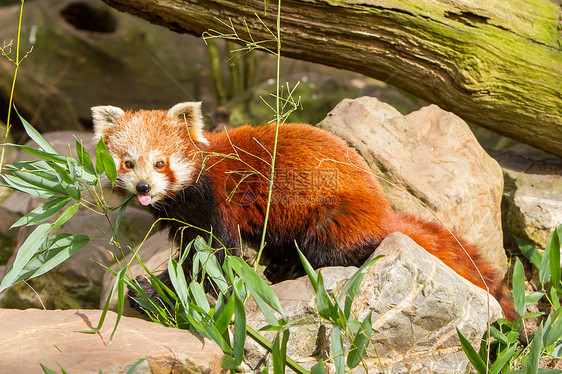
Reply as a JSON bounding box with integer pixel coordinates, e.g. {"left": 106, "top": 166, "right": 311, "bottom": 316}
{"left": 137, "top": 194, "right": 152, "bottom": 206}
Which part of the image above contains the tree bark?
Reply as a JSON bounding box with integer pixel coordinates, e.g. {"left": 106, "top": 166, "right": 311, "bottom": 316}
{"left": 102, "top": 0, "right": 562, "bottom": 156}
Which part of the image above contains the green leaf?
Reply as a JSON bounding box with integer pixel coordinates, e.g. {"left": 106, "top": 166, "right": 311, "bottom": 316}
{"left": 214, "top": 296, "right": 235, "bottom": 335}
{"left": 347, "top": 311, "right": 373, "bottom": 368}
{"left": 228, "top": 256, "right": 284, "bottom": 317}
{"left": 0, "top": 224, "right": 51, "bottom": 293}
{"left": 456, "top": 327, "right": 487, "bottom": 374}
{"left": 50, "top": 162, "right": 74, "bottom": 184}
{"left": 80, "top": 267, "right": 127, "bottom": 335}
{"left": 527, "top": 323, "right": 543, "bottom": 374}
{"left": 540, "top": 239, "right": 552, "bottom": 287}
{"left": 547, "top": 225, "right": 561, "bottom": 287}
{"left": 111, "top": 194, "right": 133, "bottom": 240}
{"left": 489, "top": 343, "right": 516, "bottom": 374}
{"left": 96, "top": 139, "right": 117, "bottom": 181}
{"left": 513, "top": 258, "right": 526, "bottom": 318}
{"left": 39, "top": 364, "right": 58, "bottom": 374}
{"left": 11, "top": 196, "right": 72, "bottom": 228}
{"left": 296, "top": 243, "right": 317, "bottom": 290}
{"left": 316, "top": 272, "right": 336, "bottom": 321}
{"left": 5, "top": 144, "right": 67, "bottom": 163}
{"left": 126, "top": 359, "right": 146, "bottom": 374}
{"left": 310, "top": 360, "right": 327, "bottom": 374}
{"left": 168, "top": 258, "right": 190, "bottom": 309}
{"left": 51, "top": 203, "right": 79, "bottom": 230}
{"left": 26, "top": 234, "right": 89, "bottom": 279}
{"left": 339, "top": 255, "right": 382, "bottom": 319}
{"left": 12, "top": 170, "right": 67, "bottom": 195}
{"left": 232, "top": 292, "right": 246, "bottom": 365}
{"left": 16, "top": 108, "right": 57, "bottom": 154}
{"left": 545, "top": 312, "right": 562, "bottom": 347}
{"left": 490, "top": 324, "right": 509, "bottom": 345}
{"left": 73, "top": 145, "right": 97, "bottom": 185}
{"left": 525, "top": 291, "right": 545, "bottom": 309}
{"left": 331, "top": 325, "right": 344, "bottom": 374}
{"left": 201, "top": 321, "right": 232, "bottom": 354}
{"left": 516, "top": 237, "right": 543, "bottom": 269}
{"left": 2, "top": 174, "right": 59, "bottom": 199}
{"left": 189, "top": 282, "right": 210, "bottom": 314}
{"left": 272, "top": 329, "right": 290, "bottom": 374}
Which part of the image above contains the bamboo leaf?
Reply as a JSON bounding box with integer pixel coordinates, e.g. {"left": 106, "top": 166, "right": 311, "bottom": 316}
{"left": 12, "top": 170, "right": 67, "bottom": 195}
{"left": 16, "top": 108, "right": 57, "bottom": 154}
{"left": 296, "top": 242, "right": 317, "bottom": 290}
{"left": 0, "top": 224, "right": 51, "bottom": 293}
{"left": 168, "top": 258, "right": 190, "bottom": 309}
{"left": 513, "top": 258, "right": 526, "bottom": 318}
{"left": 2, "top": 174, "right": 59, "bottom": 199}
{"left": 11, "top": 196, "right": 72, "bottom": 228}
{"left": 547, "top": 225, "right": 561, "bottom": 287}
{"left": 51, "top": 203, "right": 79, "bottom": 230}
{"left": 516, "top": 237, "right": 543, "bottom": 269}
{"left": 27, "top": 234, "right": 89, "bottom": 279}
{"left": 316, "top": 272, "right": 336, "bottom": 321}
{"left": 80, "top": 267, "right": 127, "bottom": 335}
{"left": 111, "top": 193, "right": 133, "bottom": 240}
{"left": 489, "top": 343, "right": 516, "bottom": 374}
{"left": 527, "top": 323, "right": 544, "bottom": 374}
{"left": 272, "top": 330, "right": 289, "bottom": 374}
{"left": 233, "top": 292, "right": 246, "bottom": 365}
{"left": 96, "top": 139, "right": 117, "bottom": 181}
{"left": 229, "top": 256, "right": 284, "bottom": 316}
{"left": 214, "top": 295, "right": 235, "bottom": 335}
{"left": 4, "top": 144, "right": 67, "bottom": 163}
{"left": 126, "top": 358, "right": 146, "bottom": 374}
{"left": 310, "top": 360, "right": 327, "bottom": 374}
{"left": 456, "top": 327, "right": 487, "bottom": 374}
{"left": 339, "top": 255, "right": 381, "bottom": 319}
{"left": 331, "top": 325, "right": 344, "bottom": 374}
{"left": 347, "top": 311, "right": 373, "bottom": 368}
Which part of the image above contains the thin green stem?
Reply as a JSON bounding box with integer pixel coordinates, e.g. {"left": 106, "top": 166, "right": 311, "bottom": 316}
{"left": 247, "top": 326, "right": 308, "bottom": 374}
{"left": 255, "top": 0, "right": 282, "bottom": 270}
{"left": 0, "top": 0, "right": 25, "bottom": 174}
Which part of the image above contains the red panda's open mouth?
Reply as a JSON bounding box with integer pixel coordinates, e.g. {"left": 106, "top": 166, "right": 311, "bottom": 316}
{"left": 137, "top": 194, "right": 152, "bottom": 206}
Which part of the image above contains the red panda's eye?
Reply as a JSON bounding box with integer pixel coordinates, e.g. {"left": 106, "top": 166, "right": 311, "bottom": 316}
{"left": 124, "top": 161, "right": 134, "bottom": 169}
{"left": 155, "top": 161, "right": 165, "bottom": 170}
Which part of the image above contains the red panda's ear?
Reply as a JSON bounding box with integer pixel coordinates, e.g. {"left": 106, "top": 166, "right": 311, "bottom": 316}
{"left": 91, "top": 106, "right": 125, "bottom": 141}
{"left": 167, "top": 102, "right": 209, "bottom": 146}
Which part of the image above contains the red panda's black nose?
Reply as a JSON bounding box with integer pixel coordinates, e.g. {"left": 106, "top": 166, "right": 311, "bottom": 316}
{"left": 136, "top": 181, "right": 151, "bottom": 194}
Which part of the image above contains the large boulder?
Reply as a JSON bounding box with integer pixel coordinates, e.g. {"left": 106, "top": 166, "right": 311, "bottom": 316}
{"left": 490, "top": 145, "right": 562, "bottom": 250}
{"left": 0, "top": 308, "right": 224, "bottom": 373}
{"left": 317, "top": 97, "right": 506, "bottom": 273}
{"left": 244, "top": 233, "right": 502, "bottom": 373}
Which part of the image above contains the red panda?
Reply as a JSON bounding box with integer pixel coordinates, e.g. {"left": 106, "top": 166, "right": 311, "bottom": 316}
{"left": 91, "top": 101, "right": 516, "bottom": 321}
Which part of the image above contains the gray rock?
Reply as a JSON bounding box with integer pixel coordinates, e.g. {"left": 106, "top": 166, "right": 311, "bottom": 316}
{"left": 490, "top": 145, "right": 562, "bottom": 249}
{"left": 0, "top": 308, "right": 223, "bottom": 373}
{"left": 244, "top": 233, "right": 501, "bottom": 373}
{"left": 317, "top": 97, "right": 506, "bottom": 273}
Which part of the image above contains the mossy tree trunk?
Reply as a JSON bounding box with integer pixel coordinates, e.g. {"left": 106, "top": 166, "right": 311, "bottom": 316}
{"left": 102, "top": 0, "right": 562, "bottom": 156}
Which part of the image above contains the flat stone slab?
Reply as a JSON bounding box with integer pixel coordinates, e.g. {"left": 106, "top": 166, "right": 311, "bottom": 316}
{"left": 0, "top": 308, "right": 224, "bottom": 373}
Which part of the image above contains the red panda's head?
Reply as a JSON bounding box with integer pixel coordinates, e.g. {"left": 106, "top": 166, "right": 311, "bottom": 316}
{"left": 91, "top": 102, "right": 208, "bottom": 206}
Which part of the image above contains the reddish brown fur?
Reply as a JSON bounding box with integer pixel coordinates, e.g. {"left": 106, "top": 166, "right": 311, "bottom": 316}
{"left": 102, "top": 109, "right": 516, "bottom": 321}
